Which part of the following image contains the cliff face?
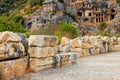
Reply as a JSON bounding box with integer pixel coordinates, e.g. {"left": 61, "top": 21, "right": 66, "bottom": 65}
{"left": 0, "top": 0, "right": 120, "bottom": 35}
{"left": 21, "top": 0, "right": 120, "bottom": 35}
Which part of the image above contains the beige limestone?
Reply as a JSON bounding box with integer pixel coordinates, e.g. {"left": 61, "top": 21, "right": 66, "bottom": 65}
{"left": 0, "top": 56, "right": 28, "bottom": 80}
{"left": 70, "top": 38, "right": 82, "bottom": 48}
{"left": 30, "top": 57, "right": 54, "bottom": 72}
{"left": 81, "top": 49, "right": 90, "bottom": 56}
{"left": 81, "top": 43, "right": 94, "bottom": 49}
{"left": 0, "top": 43, "right": 26, "bottom": 61}
{"left": 28, "top": 35, "right": 58, "bottom": 47}
{"left": 62, "top": 45, "right": 71, "bottom": 53}
{"left": 71, "top": 48, "right": 83, "bottom": 57}
{"left": 112, "top": 45, "right": 120, "bottom": 52}
{"left": 28, "top": 47, "right": 57, "bottom": 58}
{"left": 0, "top": 31, "right": 21, "bottom": 43}
{"left": 61, "top": 37, "right": 70, "bottom": 46}
{"left": 30, "top": 64, "right": 53, "bottom": 72}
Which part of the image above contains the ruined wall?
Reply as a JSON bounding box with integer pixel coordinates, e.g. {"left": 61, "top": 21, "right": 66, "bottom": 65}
{"left": 0, "top": 32, "right": 28, "bottom": 80}
{"left": 0, "top": 31, "right": 120, "bottom": 80}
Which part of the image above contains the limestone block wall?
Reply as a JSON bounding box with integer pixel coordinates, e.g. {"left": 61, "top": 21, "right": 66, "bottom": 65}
{"left": 0, "top": 31, "right": 28, "bottom": 80}
{"left": 0, "top": 31, "right": 120, "bottom": 80}
{"left": 59, "top": 36, "right": 120, "bottom": 58}
{"left": 28, "top": 35, "right": 58, "bottom": 72}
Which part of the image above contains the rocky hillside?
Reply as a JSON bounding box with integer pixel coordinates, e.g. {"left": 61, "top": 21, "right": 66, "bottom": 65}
{"left": 0, "top": 0, "right": 120, "bottom": 37}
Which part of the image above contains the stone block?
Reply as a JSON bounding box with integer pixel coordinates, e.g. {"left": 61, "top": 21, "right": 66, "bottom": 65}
{"left": 62, "top": 45, "right": 71, "bottom": 53}
{"left": 54, "top": 52, "right": 77, "bottom": 63}
{"left": 81, "top": 49, "right": 90, "bottom": 56}
{"left": 0, "top": 43, "right": 26, "bottom": 61}
{"left": 81, "top": 43, "right": 94, "bottom": 49}
{"left": 0, "top": 31, "right": 22, "bottom": 43}
{"left": 89, "top": 48, "right": 96, "bottom": 55}
{"left": 0, "top": 57, "right": 28, "bottom": 80}
{"left": 70, "top": 38, "right": 82, "bottom": 48}
{"left": 28, "top": 35, "right": 58, "bottom": 47}
{"left": 30, "top": 57, "right": 54, "bottom": 72}
{"left": 30, "top": 64, "right": 53, "bottom": 72}
{"left": 28, "top": 47, "right": 58, "bottom": 58}
{"left": 61, "top": 37, "right": 70, "bottom": 46}
{"left": 112, "top": 45, "right": 120, "bottom": 52}
{"left": 58, "top": 45, "right": 63, "bottom": 52}
{"left": 71, "top": 48, "right": 83, "bottom": 57}
{"left": 53, "top": 52, "right": 77, "bottom": 68}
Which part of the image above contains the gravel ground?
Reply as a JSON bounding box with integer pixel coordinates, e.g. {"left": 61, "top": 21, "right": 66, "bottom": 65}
{"left": 19, "top": 52, "right": 120, "bottom": 80}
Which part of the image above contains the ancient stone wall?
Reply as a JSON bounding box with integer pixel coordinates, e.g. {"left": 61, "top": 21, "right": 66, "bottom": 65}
{"left": 0, "top": 31, "right": 120, "bottom": 80}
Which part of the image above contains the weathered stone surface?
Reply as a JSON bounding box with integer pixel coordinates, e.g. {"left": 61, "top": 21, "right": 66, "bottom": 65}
{"left": 70, "top": 38, "right": 82, "bottom": 48}
{"left": 108, "top": 45, "right": 113, "bottom": 52}
{"left": 62, "top": 45, "right": 71, "bottom": 53}
{"left": 81, "top": 49, "right": 90, "bottom": 56}
{"left": 81, "top": 43, "right": 94, "bottom": 49}
{"left": 53, "top": 52, "right": 77, "bottom": 67}
{"left": 28, "top": 47, "right": 57, "bottom": 58}
{"left": 81, "top": 36, "right": 89, "bottom": 43}
{"left": 28, "top": 35, "right": 58, "bottom": 47}
{"left": 98, "top": 44, "right": 105, "bottom": 54}
{"left": 95, "top": 40, "right": 105, "bottom": 54}
{"left": 112, "top": 45, "right": 120, "bottom": 52}
{"left": 30, "top": 57, "right": 54, "bottom": 72}
{"left": 71, "top": 48, "right": 83, "bottom": 57}
{"left": 0, "top": 57, "right": 28, "bottom": 80}
{"left": 30, "top": 64, "right": 53, "bottom": 72}
{"left": 117, "top": 37, "right": 120, "bottom": 45}
{"left": 30, "top": 57, "right": 54, "bottom": 66}
{"left": 71, "top": 48, "right": 82, "bottom": 52}
{"left": 54, "top": 61, "right": 71, "bottom": 68}
{"left": 102, "top": 36, "right": 110, "bottom": 43}
{"left": 89, "top": 48, "right": 96, "bottom": 55}
{"left": 54, "top": 52, "right": 77, "bottom": 63}
{"left": 0, "top": 43, "right": 26, "bottom": 61}
{"left": 0, "top": 31, "right": 21, "bottom": 43}
{"left": 61, "top": 37, "right": 70, "bottom": 46}
{"left": 17, "top": 33, "right": 28, "bottom": 48}
{"left": 58, "top": 45, "right": 63, "bottom": 52}
{"left": 96, "top": 48, "right": 100, "bottom": 54}
{"left": 89, "top": 36, "right": 96, "bottom": 44}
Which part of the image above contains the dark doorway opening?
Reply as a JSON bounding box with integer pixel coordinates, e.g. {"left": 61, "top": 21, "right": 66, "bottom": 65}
{"left": 78, "top": 12, "right": 82, "bottom": 17}
{"left": 89, "top": 13, "right": 91, "bottom": 16}
{"left": 111, "top": 9, "right": 115, "bottom": 13}
{"left": 110, "top": 14, "right": 115, "bottom": 20}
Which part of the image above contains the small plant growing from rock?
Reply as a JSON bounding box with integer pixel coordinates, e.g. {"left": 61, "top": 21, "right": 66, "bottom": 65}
{"left": 100, "top": 22, "right": 107, "bottom": 30}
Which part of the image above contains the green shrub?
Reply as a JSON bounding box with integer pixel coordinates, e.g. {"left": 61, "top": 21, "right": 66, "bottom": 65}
{"left": 100, "top": 22, "right": 107, "bottom": 30}
{"left": 115, "top": 33, "right": 120, "bottom": 37}
{"left": 55, "top": 22, "right": 78, "bottom": 42}
{"left": 0, "top": 15, "right": 27, "bottom": 33}
{"left": 97, "top": 31, "right": 113, "bottom": 37}
{"left": 116, "top": 0, "right": 120, "bottom": 3}
{"left": 55, "top": 22, "right": 78, "bottom": 44}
